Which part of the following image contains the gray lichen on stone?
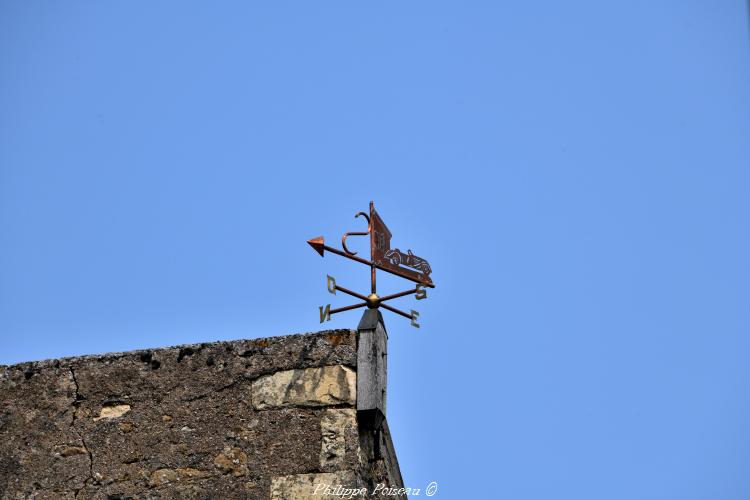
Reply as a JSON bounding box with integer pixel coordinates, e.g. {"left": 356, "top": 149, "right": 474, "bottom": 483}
{"left": 0, "top": 330, "right": 359, "bottom": 499}
{"left": 0, "top": 327, "right": 405, "bottom": 499}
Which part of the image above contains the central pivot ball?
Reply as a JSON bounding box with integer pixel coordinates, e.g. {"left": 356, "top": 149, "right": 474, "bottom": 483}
{"left": 366, "top": 293, "right": 380, "bottom": 309}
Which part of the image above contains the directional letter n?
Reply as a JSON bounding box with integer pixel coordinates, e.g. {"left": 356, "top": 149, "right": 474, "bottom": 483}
{"left": 319, "top": 304, "right": 331, "bottom": 323}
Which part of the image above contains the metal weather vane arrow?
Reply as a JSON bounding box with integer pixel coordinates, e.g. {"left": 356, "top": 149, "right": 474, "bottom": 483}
{"left": 308, "top": 201, "right": 435, "bottom": 328}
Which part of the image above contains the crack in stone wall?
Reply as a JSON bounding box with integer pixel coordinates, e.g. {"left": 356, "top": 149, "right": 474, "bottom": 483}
{"left": 69, "top": 367, "right": 95, "bottom": 499}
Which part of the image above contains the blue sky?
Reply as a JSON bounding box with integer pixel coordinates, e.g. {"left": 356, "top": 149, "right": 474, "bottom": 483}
{"left": 2, "top": 2, "right": 749, "bottom": 498}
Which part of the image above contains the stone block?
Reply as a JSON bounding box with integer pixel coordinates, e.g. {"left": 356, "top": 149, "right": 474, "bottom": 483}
{"left": 270, "top": 471, "right": 364, "bottom": 500}
{"left": 252, "top": 365, "right": 356, "bottom": 410}
{"left": 320, "top": 408, "right": 358, "bottom": 469}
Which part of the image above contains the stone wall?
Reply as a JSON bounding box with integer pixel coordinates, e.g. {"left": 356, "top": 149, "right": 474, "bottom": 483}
{"left": 0, "top": 325, "right": 404, "bottom": 499}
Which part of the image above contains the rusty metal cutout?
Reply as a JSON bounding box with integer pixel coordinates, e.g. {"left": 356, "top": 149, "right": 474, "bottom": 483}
{"left": 308, "top": 201, "right": 435, "bottom": 328}
{"left": 341, "top": 211, "right": 370, "bottom": 256}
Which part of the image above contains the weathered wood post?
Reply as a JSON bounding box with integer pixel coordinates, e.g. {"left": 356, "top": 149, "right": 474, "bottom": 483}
{"left": 356, "top": 308, "right": 387, "bottom": 429}
{"left": 355, "top": 308, "right": 405, "bottom": 496}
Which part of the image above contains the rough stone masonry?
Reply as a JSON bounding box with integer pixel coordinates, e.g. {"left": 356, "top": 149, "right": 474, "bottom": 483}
{"left": 0, "top": 321, "right": 404, "bottom": 499}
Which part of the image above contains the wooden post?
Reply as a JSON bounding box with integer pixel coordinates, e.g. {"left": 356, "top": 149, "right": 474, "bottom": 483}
{"left": 356, "top": 309, "right": 387, "bottom": 429}
{"left": 355, "top": 310, "right": 406, "bottom": 496}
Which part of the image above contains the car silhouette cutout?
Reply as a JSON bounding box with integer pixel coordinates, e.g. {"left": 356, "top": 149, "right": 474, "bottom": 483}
{"left": 383, "top": 249, "right": 432, "bottom": 277}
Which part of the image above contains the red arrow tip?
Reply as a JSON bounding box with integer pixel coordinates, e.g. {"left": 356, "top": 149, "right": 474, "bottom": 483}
{"left": 307, "top": 236, "right": 325, "bottom": 257}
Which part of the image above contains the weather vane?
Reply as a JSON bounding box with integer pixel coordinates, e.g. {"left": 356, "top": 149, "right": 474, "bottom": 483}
{"left": 307, "top": 201, "right": 435, "bottom": 328}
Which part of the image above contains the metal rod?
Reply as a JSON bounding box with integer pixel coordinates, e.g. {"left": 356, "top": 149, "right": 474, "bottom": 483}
{"left": 334, "top": 285, "right": 369, "bottom": 302}
{"left": 323, "top": 244, "right": 435, "bottom": 288}
{"left": 329, "top": 302, "right": 368, "bottom": 315}
{"left": 369, "top": 202, "right": 375, "bottom": 295}
{"left": 379, "top": 302, "right": 413, "bottom": 320}
{"left": 378, "top": 288, "right": 418, "bottom": 303}
{"left": 323, "top": 244, "right": 372, "bottom": 266}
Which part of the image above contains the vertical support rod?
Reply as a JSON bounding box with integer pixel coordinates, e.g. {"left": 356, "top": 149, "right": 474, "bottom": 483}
{"left": 369, "top": 200, "right": 376, "bottom": 295}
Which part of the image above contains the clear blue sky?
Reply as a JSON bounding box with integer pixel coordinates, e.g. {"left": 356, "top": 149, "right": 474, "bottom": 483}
{"left": 2, "top": 2, "right": 749, "bottom": 499}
